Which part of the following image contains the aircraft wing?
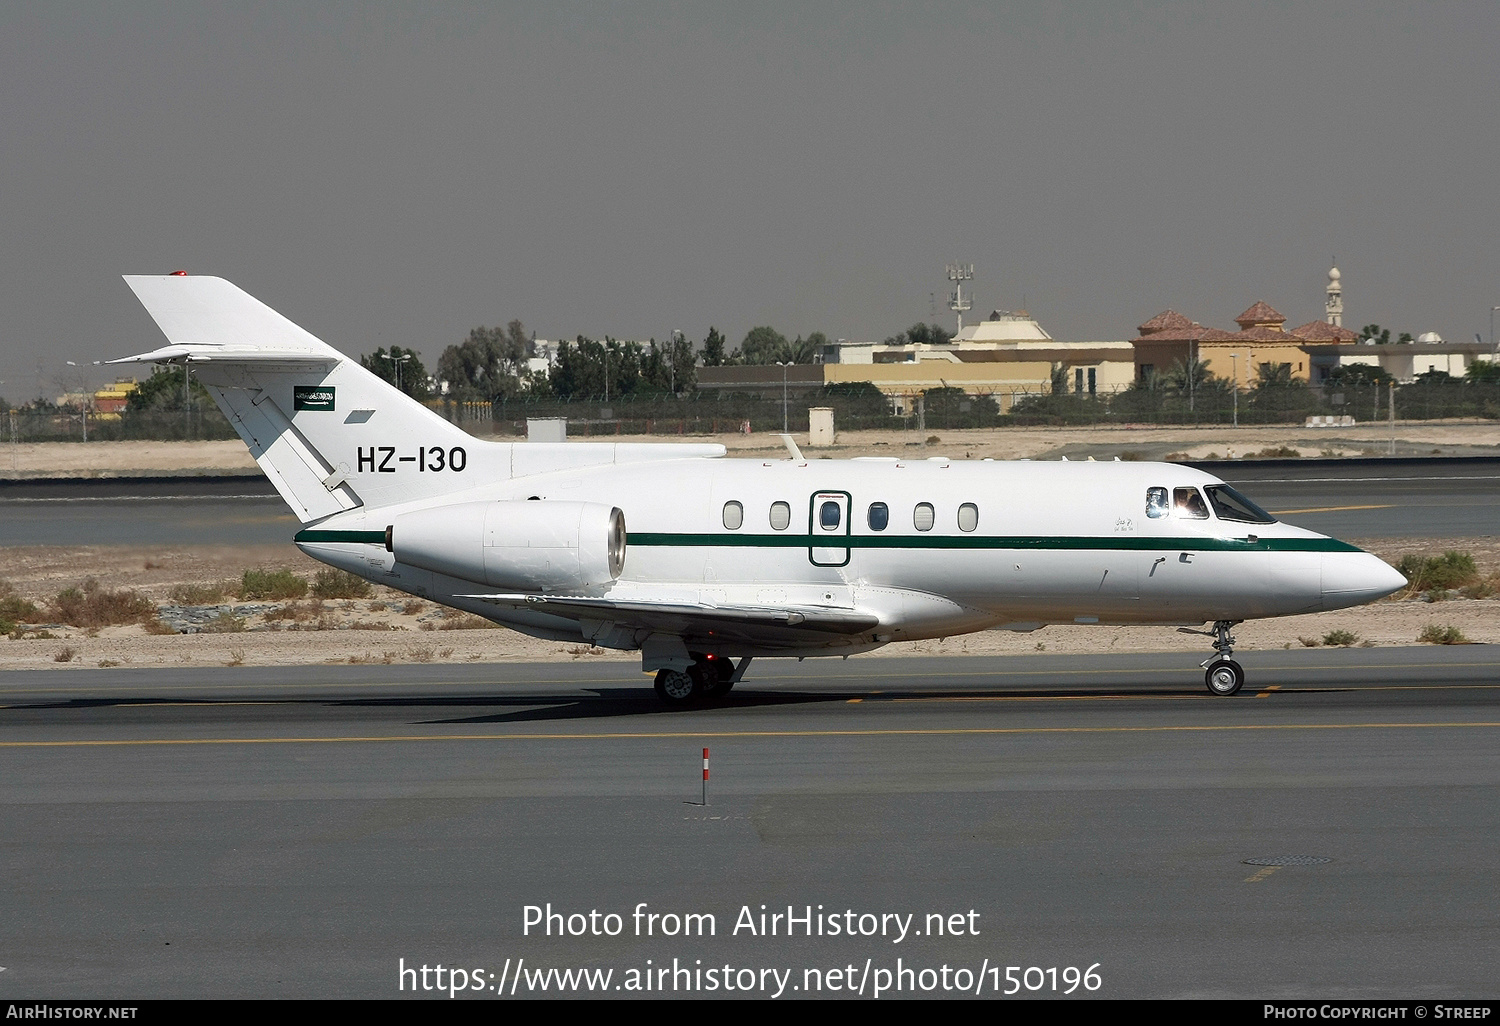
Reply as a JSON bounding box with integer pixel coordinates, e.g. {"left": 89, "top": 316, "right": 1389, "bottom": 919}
{"left": 458, "top": 593, "right": 880, "bottom": 639}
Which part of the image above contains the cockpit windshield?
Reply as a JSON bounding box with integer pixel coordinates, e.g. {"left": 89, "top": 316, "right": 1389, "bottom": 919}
{"left": 1204, "top": 484, "right": 1277, "bottom": 524}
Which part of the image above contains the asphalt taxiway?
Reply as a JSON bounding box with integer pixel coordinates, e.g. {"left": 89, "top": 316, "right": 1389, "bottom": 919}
{"left": 3, "top": 457, "right": 1497, "bottom": 547}
{"left": 0, "top": 647, "right": 1496, "bottom": 998}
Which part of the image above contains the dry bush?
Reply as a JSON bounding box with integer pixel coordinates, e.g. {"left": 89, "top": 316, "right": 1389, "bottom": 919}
{"left": 424, "top": 614, "right": 497, "bottom": 631}
{"left": 53, "top": 646, "right": 76, "bottom": 662}
{"left": 170, "top": 582, "right": 229, "bottom": 605}
{"left": 226, "top": 648, "right": 246, "bottom": 667}
{"left": 1297, "top": 636, "right": 1320, "bottom": 647}
{"left": 200, "top": 612, "right": 246, "bottom": 633}
{"left": 266, "top": 600, "right": 324, "bottom": 622}
{"left": 1460, "top": 576, "right": 1500, "bottom": 600}
{"left": 1322, "top": 629, "right": 1359, "bottom": 647}
{"left": 401, "top": 599, "right": 425, "bottom": 616}
{"left": 238, "top": 569, "right": 308, "bottom": 601}
{"left": 311, "top": 569, "right": 372, "bottom": 599}
{"left": 1162, "top": 452, "right": 1190, "bottom": 462}
{"left": 98, "top": 659, "right": 120, "bottom": 668}
{"left": 48, "top": 578, "right": 156, "bottom": 629}
{"left": 406, "top": 646, "right": 434, "bottom": 663}
{"left": 345, "top": 620, "right": 389, "bottom": 631}
{"left": 1252, "top": 446, "right": 1301, "bottom": 458}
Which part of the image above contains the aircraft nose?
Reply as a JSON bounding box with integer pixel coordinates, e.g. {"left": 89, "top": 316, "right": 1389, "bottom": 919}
{"left": 1321, "top": 552, "right": 1408, "bottom": 611}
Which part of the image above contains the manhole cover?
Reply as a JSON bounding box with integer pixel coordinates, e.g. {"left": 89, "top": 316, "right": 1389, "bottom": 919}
{"left": 1243, "top": 855, "right": 1332, "bottom": 866}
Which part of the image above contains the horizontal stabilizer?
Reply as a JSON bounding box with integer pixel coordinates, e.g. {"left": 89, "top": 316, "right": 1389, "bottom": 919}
{"left": 107, "top": 342, "right": 337, "bottom": 366}
{"left": 117, "top": 275, "right": 343, "bottom": 358}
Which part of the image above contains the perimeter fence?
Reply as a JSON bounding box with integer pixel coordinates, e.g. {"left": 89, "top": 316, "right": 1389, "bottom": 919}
{"left": 4, "top": 379, "right": 1498, "bottom": 444}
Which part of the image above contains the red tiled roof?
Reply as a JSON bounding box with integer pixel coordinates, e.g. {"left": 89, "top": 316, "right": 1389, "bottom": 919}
{"left": 1289, "top": 320, "right": 1360, "bottom": 343}
{"left": 1227, "top": 325, "right": 1301, "bottom": 343}
{"left": 1198, "top": 328, "right": 1240, "bottom": 342}
{"left": 1234, "top": 301, "right": 1285, "bottom": 328}
{"left": 1137, "top": 310, "right": 1197, "bottom": 335}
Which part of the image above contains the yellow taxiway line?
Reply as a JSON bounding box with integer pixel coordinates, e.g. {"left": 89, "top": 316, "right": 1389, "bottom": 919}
{"left": 1270, "top": 504, "right": 1395, "bottom": 515}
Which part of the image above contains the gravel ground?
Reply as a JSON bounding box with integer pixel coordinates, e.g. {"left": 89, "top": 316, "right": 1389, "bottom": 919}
{"left": 1, "top": 537, "right": 1493, "bottom": 672}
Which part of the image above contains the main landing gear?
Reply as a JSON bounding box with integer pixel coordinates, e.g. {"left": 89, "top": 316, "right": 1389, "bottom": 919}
{"left": 1180, "top": 620, "right": 1245, "bottom": 695}
{"left": 653, "top": 654, "right": 744, "bottom": 705}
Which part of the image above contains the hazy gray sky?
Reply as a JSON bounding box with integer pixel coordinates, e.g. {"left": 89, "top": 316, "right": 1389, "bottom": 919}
{"left": 3, "top": 2, "right": 1498, "bottom": 399}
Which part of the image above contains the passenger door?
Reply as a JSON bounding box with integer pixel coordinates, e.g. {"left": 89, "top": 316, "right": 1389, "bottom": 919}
{"left": 808, "top": 491, "right": 851, "bottom": 567}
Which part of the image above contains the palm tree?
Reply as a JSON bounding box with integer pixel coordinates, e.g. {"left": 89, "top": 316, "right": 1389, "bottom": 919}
{"left": 1161, "top": 356, "right": 1213, "bottom": 396}
{"left": 1254, "top": 362, "right": 1294, "bottom": 389}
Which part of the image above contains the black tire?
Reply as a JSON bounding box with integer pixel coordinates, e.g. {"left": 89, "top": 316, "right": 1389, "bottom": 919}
{"left": 694, "top": 656, "right": 736, "bottom": 699}
{"left": 654, "top": 668, "right": 698, "bottom": 704}
{"left": 1205, "top": 659, "right": 1245, "bottom": 696}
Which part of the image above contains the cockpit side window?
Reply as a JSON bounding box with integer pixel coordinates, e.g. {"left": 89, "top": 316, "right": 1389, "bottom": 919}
{"left": 1146, "top": 487, "right": 1169, "bottom": 519}
{"left": 1205, "top": 484, "right": 1277, "bottom": 524}
{"left": 1173, "top": 486, "right": 1209, "bottom": 519}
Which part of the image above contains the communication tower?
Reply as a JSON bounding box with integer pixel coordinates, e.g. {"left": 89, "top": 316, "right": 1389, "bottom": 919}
{"left": 946, "top": 263, "right": 974, "bottom": 333}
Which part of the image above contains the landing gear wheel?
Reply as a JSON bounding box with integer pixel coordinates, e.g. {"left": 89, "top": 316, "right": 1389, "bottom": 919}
{"left": 1205, "top": 659, "right": 1245, "bottom": 696}
{"left": 654, "top": 668, "right": 698, "bottom": 704}
{"left": 694, "top": 656, "right": 736, "bottom": 699}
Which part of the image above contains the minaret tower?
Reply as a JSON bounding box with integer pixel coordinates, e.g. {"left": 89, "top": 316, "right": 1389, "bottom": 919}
{"left": 1325, "top": 261, "right": 1343, "bottom": 327}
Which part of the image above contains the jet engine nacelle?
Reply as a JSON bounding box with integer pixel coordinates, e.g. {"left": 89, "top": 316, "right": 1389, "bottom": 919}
{"left": 387, "top": 500, "right": 626, "bottom": 591}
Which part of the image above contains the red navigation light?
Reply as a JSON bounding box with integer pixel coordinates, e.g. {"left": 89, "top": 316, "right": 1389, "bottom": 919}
{"left": 170, "top": 270, "right": 188, "bottom": 276}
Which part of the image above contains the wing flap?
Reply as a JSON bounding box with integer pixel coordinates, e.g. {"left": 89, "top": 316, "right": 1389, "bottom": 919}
{"left": 459, "top": 593, "right": 879, "bottom": 637}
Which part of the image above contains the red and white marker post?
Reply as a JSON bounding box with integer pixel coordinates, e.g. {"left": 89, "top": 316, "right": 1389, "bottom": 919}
{"left": 702, "top": 747, "right": 709, "bottom": 806}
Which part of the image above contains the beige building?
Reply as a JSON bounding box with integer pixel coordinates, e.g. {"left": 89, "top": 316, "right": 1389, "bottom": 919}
{"left": 1132, "top": 301, "right": 1361, "bottom": 387}
{"left": 698, "top": 308, "right": 1135, "bottom": 408}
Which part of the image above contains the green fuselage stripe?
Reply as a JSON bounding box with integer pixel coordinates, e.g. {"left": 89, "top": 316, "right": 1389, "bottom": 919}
{"left": 294, "top": 528, "right": 1360, "bottom": 555}
{"left": 625, "top": 532, "right": 1361, "bottom": 553}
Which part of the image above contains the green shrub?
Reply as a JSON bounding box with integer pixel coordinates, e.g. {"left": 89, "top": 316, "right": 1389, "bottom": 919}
{"left": 170, "top": 582, "right": 229, "bottom": 605}
{"left": 238, "top": 569, "right": 307, "bottom": 601}
{"left": 48, "top": 578, "right": 156, "bottom": 628}
{"left": 0, "top": 579, "right": 40, "bottom": 633}
{"left": 1396, "top": 551, "right": 1479, "bottom": 593}
{"left": 1322, "top": 629, "right": 1359, "bottom": 647}
{"left": 311, "top": 569, "right": 372, "bottom": 599}
{"left": 1417, "top": 623, "right": 1469, "bottom": 645}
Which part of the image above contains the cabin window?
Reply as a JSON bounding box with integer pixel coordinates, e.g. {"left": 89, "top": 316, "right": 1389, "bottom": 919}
{"left": 722, "top": 501, "right": 743, "bottom": 530}
{"left": 957, "top": 503, "right": 979, "bottom": 532}
{"left": 769, "top": 501, "right": 791, "bottom": 531}
{"left": 913, "top": 502, "right": 935, "bottom": 532}
{"left": 1173, "top": 487, "right": 1209, "bottom": 519}
{"left": 819, "top": 500, "right": 842, "bottom": 531}
{"left": 1146, "top": 487, "right": 1169, "bottom": 519}
{"left": 1205, "top": 484, "right": 1276, "bottom": 524}
{"left": 867, "top": 502, "right": 889, "bottom": 531}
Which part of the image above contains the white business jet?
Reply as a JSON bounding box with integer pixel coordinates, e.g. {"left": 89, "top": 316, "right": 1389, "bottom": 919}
{"left": 112, "top": 274, "right": 1406, "bottom": 701}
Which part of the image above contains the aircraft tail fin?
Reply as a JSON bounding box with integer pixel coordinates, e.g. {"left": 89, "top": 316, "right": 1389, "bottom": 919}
{"left": 113, "top": 274, "right": 479, "bottom": 522}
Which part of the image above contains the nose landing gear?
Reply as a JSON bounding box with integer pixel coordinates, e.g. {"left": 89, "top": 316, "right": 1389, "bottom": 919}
{"left": 1180, "top": 620, "right": 1245, "bottom": 696}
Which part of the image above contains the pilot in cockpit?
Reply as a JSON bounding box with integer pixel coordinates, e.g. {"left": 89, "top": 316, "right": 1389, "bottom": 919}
{"left": 1174, "top": 486, "right": 1210, "bottom": 519}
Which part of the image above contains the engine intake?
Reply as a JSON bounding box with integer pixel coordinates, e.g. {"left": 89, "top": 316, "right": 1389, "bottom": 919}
{"left": 387, "top": 500, "right": 625, "bottom": 591}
